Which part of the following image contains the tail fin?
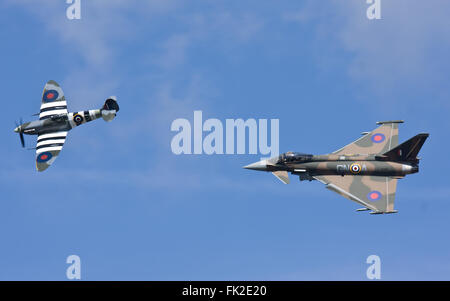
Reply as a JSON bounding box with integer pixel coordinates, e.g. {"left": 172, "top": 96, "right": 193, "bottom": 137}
{"left": 101, "top": 96, "right": 119, "bottom": 122}
{"left": 382, "top": 133, "right": 429, "bottom": 162}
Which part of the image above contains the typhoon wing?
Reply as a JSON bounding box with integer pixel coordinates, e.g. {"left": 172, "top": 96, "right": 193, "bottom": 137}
{"left": 314, "top": 175, "right": 398, "bottom": 214}
{"left": 332, "top": 121, "right": 403, "bottom": 155}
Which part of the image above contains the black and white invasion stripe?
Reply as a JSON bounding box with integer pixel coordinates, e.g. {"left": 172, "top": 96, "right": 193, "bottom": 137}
{"left": 40, "top": 101, "right": 68, "bottom": 120}
{"left": 36, "top": 131, "right": 68, "bottom": 154}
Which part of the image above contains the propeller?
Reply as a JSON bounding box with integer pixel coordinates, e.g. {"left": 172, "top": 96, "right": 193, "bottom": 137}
{"left": 15, "top": 118, "right": 25, "bottom": 148}
{"left": 19, "top": 132, "right": 25, "bottom": 148}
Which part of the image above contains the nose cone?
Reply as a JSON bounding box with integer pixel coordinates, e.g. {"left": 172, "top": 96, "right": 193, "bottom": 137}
{"left": 243, "top": 160, "right": 268, "bottom": 171}
{"left": 14, "top": 126, "right": 20, "bottom": 133}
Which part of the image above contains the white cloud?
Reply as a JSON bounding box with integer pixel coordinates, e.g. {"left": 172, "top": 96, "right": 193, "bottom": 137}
{"left": 156, "top": 34, "right": 192, "bottom": 70}
{"left": 7, "top": 0, "right": 178, "bottom": 67}
{"left": 284, "top": 0, "right": 450, "bottom": 106}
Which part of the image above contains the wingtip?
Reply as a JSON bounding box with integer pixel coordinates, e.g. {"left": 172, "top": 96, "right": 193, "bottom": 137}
{"left": 36, "top": 162, "right": 50, "bottom": 172}
{"left": 376, "top": 120, "right": 404, "bottom": 125}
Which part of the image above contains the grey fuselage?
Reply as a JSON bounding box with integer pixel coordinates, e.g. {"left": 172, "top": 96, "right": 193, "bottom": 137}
{"left": 17, "top": 110, "right": 102, "bottom": 136}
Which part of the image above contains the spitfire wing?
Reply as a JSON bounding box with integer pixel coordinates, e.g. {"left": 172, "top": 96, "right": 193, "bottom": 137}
{"left": 332, "top": 121, "right": 403, "bottom": 155}
{"left": 36, "top": 131, "right": 68, "bottom": 172}
{"left": 314, "top": 175, "right": 398, "bottom": 213}
{"left": 40, "top": 80, "right": 68, "bottom": 120}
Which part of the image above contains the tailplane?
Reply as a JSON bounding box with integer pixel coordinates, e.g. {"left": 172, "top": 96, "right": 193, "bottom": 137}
{"left": 101, "top": 96, "right": 120, "bottom": 122}
{"left": 382, "top": 133, "right": 429, "bottom": 162}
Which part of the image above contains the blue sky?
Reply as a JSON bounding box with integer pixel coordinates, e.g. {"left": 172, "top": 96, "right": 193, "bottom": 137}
{"left": 1, "top": 0, "right": 450, "bottom": 280}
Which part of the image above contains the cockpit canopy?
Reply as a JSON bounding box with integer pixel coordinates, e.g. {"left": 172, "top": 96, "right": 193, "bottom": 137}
{"left": 50, "top": 114, "right": 68, "bottom": 122}
{"left": 278, "top": 151, "right": 313, "bottom": 164}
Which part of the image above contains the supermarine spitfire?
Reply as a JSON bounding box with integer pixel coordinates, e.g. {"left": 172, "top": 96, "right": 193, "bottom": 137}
{"left": 244, "top": 121, "right": 429, "bottom": 214}
{"left": 14, "top": 80, "right": 120, "bottom": 172}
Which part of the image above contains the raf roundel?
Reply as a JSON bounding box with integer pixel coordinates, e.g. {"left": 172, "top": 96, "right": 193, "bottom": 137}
{"left": 43, "top": 90, "right": 59, "bottom": 102}
{"left": 37, "top": 152, "right": 53, "bottom": 163}
{"left": 367, "top": 190, "right": 382, "bottom": 202}
{"left": 73, "top": 113, "right": 84, "bottom": 125}
{"left": 371, "top": 133, "right": 386, "bottom": 143}
{"left": 350, "top": 163, "right": 361, "bottom": 174}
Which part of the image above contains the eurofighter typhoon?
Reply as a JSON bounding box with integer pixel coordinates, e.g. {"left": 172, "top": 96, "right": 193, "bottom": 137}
{"left": 244, "top": 121, "right": 429, "bottom": 214}
{"left": 14, "top": 80, "right": 120, "bottom": 172}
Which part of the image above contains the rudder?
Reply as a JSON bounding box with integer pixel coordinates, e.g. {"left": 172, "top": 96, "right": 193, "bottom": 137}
{"left": 382, "top": 133, "right": 429, "bottom": 162}
{"left": 101, "top": 96, "right": 119, "bottom": 122}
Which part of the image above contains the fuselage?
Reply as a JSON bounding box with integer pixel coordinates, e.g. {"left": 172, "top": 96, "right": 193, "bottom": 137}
{"left": 14, "top": 110, "right": 102, "bottom": 136}
{"left": 245, "top": 152, "right": 419, "bottom": 178}
{"left": 285, "top": 155, "right": 417, "bottom": 177}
